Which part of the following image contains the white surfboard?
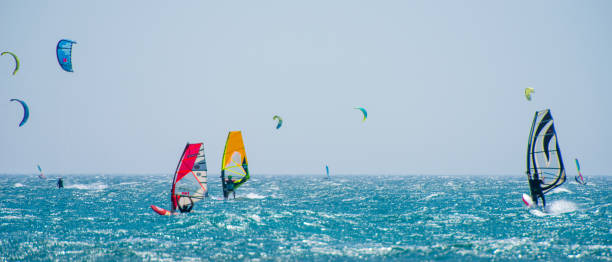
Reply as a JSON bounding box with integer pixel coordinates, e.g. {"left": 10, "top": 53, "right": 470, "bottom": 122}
{"left": 522, "top": 193, "right": 535, "bottom": 207}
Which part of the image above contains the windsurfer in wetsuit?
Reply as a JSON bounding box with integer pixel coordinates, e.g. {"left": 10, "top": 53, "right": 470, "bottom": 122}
{"left": 528, "top": 177, "right": 546, "bottom": 207}
{"left": 57, "top": 177, "right": 63, "bottom": 188}
{"left": 223, "top": 175, "right": 236, "bottom": 200}
{"left": 178, "top": 197, "right": 194, "bottom": 213}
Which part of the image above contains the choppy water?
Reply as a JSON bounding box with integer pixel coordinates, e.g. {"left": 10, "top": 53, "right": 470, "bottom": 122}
{"left": 0, "top": 174, "right": 610, "bottom": 261}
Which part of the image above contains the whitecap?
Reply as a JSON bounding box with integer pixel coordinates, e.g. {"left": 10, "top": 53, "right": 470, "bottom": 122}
{"left": 529, "top": 209, "right": 547, "bottom": 217}
{"left": 423, "top": 192, "right": 444, "bottom": 200}
{"left": 545, "top": 200, "right": 578, "bottom": 215}
{"left": 64, "top": 182, "right": 108, "bottom": 190}
{"left": 249, "top": 214, "right": 262, "bottom": 223}
{"left": 244, "top": 193, "right": 265, "bottom": 199}
{"left": 529, "top": 200, "right": 578, "bottom": 216}
{"left": 13, "top": 183, "right": 24, "bottom": 188}
{"left": 549, "top": 187, "right": 573, "bottom": 194}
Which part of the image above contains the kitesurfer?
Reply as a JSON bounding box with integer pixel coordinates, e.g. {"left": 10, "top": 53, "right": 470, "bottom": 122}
{"left": 57, "top": 177, "right": 63, "bottom": 188}
{"left": 224, "top": 175, "right": 236, "bottom": 200}
{"left": 528, "top": 178, "right": 545, "bottom": 207}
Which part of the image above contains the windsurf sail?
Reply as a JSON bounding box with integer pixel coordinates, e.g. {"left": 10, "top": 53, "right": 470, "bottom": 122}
{"left": 574, "top": 158, "right": 586, "bottom": 185}
{"left": 37, "top": 164, "right": 46, "bottom": 179}
{"left": 57, "top": 39, "right": 76, "bottom": 72}
{"left": 526, "top": 109, "right": 566, "bottom": 207}
{"left": 325, "top": 165, "right": 330, "bottom": 179}
{"left": 221, "top": 131, "right": 249, "bottom": 197}
{"left": 170, "top": 143, "right": 208, "bottom": 212}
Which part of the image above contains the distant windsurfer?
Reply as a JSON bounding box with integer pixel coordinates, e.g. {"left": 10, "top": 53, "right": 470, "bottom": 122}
{"left": 178, "top": 197, "right": 194, "bottom": 213}
{"left": 528, "top": 177, "right": 545, "bottom": 207}
{"left": 57, "top": 177, "right": 63, "bottom": 188}
{"left": 171, "top": 194, "right": 194, "bottom": 214}
{"left": 223, "top": 175, "right": 236, "bottom": 200}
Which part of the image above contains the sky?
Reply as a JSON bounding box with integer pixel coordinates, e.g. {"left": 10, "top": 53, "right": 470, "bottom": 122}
{"left": 1, "top": 1, "right": 611, "bottom": 176}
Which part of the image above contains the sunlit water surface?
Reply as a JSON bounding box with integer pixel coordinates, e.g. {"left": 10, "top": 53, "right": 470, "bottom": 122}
{"left": 0, "top": 174, "right": 610, "bottom": 261}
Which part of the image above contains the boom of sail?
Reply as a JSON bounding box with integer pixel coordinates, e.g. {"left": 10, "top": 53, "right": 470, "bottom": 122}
{"left": 526, "top": 109, "right": 566, "bottom": 197}
{"left": 170, "top": 143, "right": 208, "bottom": 212}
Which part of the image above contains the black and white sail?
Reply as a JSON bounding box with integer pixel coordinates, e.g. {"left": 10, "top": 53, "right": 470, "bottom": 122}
{"left": 526, "top": 109, "right": 566, "bottom": 198}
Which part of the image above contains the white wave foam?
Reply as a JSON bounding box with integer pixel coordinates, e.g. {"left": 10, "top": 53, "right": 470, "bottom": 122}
{"left": 118, "top": 182, "right": 140, "bottom": 186}
{"left": 13, "top": 183, "right": 24, "bottom": 188}
{"left": 249, "top": 214, "right": 262, "bottom": 223}
{"left": 65, "top": 182, "right": 108, "bottom": 190}
{"left": 546, "top": 200, "right": 578, "bottom": 215}
{"left": 549, "top": 187, "right": 573, "bottom": 195}
{"left": 423, "top": 192, "right": 444, "bottom": 200}
{"left": 529, "top": 200, "right": 578, "bottom": 216}
{"left": 0, "top": 215, "right": 23, "bottom": 220}
{"left": 244, "top": 193, "right": 265, "bottom": 199}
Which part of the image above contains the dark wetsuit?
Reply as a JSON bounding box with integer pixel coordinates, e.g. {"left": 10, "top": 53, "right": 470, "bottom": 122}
{"left": 223, "top": 179, "right": 236, "bottom": 200}
{"left": 528, "top": 179, "right": 546, "bottom": 207}
{"left": 57, "top": 178, "right": 63, "bottom": 188}
{"left": 174, "top": 195, "right": 194, "bottom": 213}
{"left": 178, "top": 198, "right": 194, "bottom": 213}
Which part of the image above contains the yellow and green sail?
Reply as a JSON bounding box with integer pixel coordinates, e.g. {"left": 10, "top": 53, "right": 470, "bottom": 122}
{"left": 221, "top": 131, "right": 249, "bottom": 191}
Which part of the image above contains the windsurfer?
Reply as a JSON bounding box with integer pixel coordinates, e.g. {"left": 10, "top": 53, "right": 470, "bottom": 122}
{"left": 223, "top": 175, "right": 236, "bottom": 200}
{"left": 57, "top": 177, "right": 63, "bottom": 188}
{"left": 178, "top": 197, "right": 194, "bottom": 213}
{"left": 528, "top": 178, "right": 546, "bottom": 207}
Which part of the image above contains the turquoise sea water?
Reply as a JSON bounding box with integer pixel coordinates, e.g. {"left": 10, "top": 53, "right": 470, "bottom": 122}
{"left": 0, "top": 174, "right": 610, "bottom": 261}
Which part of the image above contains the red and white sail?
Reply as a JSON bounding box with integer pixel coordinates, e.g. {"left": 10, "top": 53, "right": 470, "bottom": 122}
{"left": 170, "top": 143, "right": 208, "bottom": 212}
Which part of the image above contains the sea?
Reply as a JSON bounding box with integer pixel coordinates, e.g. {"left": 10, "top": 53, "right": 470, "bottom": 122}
{"left": 0, "top": 174, "right": 610, "bottom": 261}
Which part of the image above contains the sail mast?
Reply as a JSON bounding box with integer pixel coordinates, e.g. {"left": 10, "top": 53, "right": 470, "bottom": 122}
{"left": 170, "top": 143, "right": 189, "bottom": 212}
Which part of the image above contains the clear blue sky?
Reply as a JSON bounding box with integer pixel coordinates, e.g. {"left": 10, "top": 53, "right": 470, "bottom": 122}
{"left": 1, "top": 1, "right": 611, "bottom": 175}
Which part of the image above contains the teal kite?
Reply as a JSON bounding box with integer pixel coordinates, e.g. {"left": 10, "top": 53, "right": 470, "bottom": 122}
{"left": 273, "top": 115, "right": 283, "bottom": 129}
{"left": 354, "top": 107, "right": 367, "bottom": 122}
{"left": 10, "top": 99, "right": 29, "bottom": 127}
{"left": 57, "top": 39, "right": 76, "bottom": 72}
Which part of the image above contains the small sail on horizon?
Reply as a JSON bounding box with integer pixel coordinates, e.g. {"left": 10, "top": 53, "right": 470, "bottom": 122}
{"left": 574, "top": 158, "right": 586, "bottom": 185}
{"left": 221, "top": 131, "right": 250, "bottom": 199}
{"left": 170, "top": 143, "right": 208, "bottom": 213}
{"left": 525, "top": 109, "right": 566, "bottom": 207}
{"left": 325, "top": 165, "right": 330, "bottom": 179}
{"left": 37, "top": 164, "right": 45, "bottom": 179}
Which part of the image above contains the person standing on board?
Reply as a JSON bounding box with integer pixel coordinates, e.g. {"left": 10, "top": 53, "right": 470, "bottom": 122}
{"left": 178, "top": 197, "right": 194, "bottom": 213}
{"left": 57, "top": 177, "right": 63, "bottom": 188}
{"left": 528, "top": 177, "right": 545, "bottom": 207}
{"left": 223, "top": 175, "right": 236, "bottom": 200}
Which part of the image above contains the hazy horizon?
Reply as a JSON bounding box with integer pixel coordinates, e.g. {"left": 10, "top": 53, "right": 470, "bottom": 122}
{"left": 2, "top": 1, "right": 611, "bottom": 175}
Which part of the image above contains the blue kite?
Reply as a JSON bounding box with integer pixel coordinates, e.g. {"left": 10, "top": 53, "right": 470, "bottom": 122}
{"left": 57, "top": 39, "right": 76, "bottom": 72}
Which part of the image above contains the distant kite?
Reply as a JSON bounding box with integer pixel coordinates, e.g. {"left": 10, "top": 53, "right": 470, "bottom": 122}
{"left": 524, "top": 87, "right": 535, "bottom": 101}
{"left": 57, "top": 39, "right": 76, "bottom": 72}
{"left": 273, "top": 115, "right": 283, "bottom": 129}
{"left": 354, "top": 107, "right": 367, "bottom": 122}
{"left": 1, "top": 51, "right": 19, "bottom": 75}
{"left": 10, "top": 99, "right": 29, "bottom": 127}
